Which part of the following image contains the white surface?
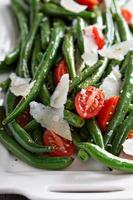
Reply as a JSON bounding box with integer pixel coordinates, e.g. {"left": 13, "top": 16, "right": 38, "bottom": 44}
{"left": 1, "top": 0, "right": 133, "bottom": 200}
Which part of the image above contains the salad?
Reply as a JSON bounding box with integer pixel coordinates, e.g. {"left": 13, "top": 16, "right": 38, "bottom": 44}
{"left": 0, "top": 0, "right": 133, "bottom": 172}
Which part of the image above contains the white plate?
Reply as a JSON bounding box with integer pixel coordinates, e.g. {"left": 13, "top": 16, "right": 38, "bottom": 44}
{"left": 0, "top": 0, "right": 133, "bottom": 199}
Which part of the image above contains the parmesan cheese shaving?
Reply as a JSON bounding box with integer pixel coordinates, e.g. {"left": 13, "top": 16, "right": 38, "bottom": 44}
{"left": 100, "top": 66, "right": 122, "bottom": 99}
{"left": 30, "top": 101, "right": 72, "bottom": 141}
{"left": 82, "top": 26, "right": 98, "bottom": 66}
{"left": 123, "top": 139, "right": 133, "bottom": 157}
{"left": 98, "top": 40, "right": 133, "bottom": 61}
{"left": 50, "top": 74, "right": 69, "bottom": 108}
{"left": 9, "top": 73, "right": 35, "bottom": 98}
{"left": 60, "top": 0, "right": 87, "bottom": 13}
{"left": 104, "top": 0, "right": 112, "bottom": 9}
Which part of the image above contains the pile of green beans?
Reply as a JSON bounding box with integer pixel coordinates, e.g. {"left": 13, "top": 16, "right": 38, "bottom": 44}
{"left": 1, "top": 0, "right": 133, "bottom": 172}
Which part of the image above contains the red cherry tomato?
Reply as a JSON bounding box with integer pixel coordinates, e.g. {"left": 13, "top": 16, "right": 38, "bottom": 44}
{"left": 76, "top": 0, "right": 99, "bottom": 10}
{"left": 128, "top": 130, "right": 133, "bottom": 139}
{"left": 75, "top": 86, "right": 105, "bottom": 119}
{"left": 92, "top": 26, "right": 105, "bottom": 49}
{"left": 54, "top": 59, "right": 68, "bottom": 85}
{"left": 97, "top": 96, "right": 119, "bottom": 132}
{"left": 121, "top": 9, "right": 133, "bottom": 24}
{"left": 43, "top": 130, "right": 76, "bottom": 157}
{"left": 16, "top": 109, "right": 31, "bottom": 127}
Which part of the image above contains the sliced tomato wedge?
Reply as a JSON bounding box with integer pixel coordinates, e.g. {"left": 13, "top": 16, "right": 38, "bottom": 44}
{"left": 16, "top": 109, "right": 31, "bottom": 127}
{"left": 75, "top": 86, "right": 105, "bottom": 119}
{"left": 121, "top": 9, "right": 133, "bottom": 24}
{"left": 97, "top": 96, "right": 119, "bottom": 132}
{"left": 76, "top": 0, "right": 99, "bottom": 10}
{"left": 128, "top": 130, "right": 133, "bottom": 139}
{"left": 92, "top": 26, "right": 105, "bottom": 49}
{"left": 54, "top": 59, "right": 68, "bottom": 85}
{"left": 43, "top": 130, "right": 75, "bottom": 157}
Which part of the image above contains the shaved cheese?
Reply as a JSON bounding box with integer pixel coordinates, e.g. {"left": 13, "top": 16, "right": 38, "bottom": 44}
{"left": 104, "top": 0, "right": 112, "bottom": 9}
{"left": 100, "top": 66, "right": 122, "bottom": 99}
{"left": 50, "top": 74, "right": 69, "bottom": 108}
{"left": 98, "top": 40, "right": 133, "bottom": 61}
{"left": 30, "top": 102, "right": 72, "bottom": 141}
{"left": 9, "top": 73, "right": 35, "bottom": 98}
{"left": 60, "top": 0, "right": 87, "bottom": 13}
{"left": 82, "top": 26, "right": 98, "bottom": 66}
{"left": 123, "top": 139, "right": 133, "bottom": 156}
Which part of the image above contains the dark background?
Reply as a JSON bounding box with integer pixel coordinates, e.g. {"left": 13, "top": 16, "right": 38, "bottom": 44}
{"left": 0, "top": 195, "right": 28, "bottom": 200}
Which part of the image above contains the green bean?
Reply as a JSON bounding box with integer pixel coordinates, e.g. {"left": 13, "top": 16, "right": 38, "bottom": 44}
{"left": 37, "top": 52, "right": 43, "bottom": 63}
{"left": 63, "top": 31, "right": 76, "bottom": 80}
{"left": 43, "top": 3, "right": 96, "bottom": 20}
{"left": 104, "top": 51, "right": 133, "bottom": 147}
{"left": 79, "top": 58, "right": 108, "bottom": 89}
{"left": 65, "top": 98, "right": 75, "bottom": 110}
{"left": 102, "top": 59, "right": 120, "bottom": 79}
{"left": 129, "top": 23, "right": 133, "bottom": 34}
{"left": 79, "top": 125, "right": 90, "bottom": 142}
{"left": 17, "top": 13, "right": 43, "bottom": 78}
{"left": 120, "top": 52, "right": 130, "bottom": 74}
{"left": 24, "top": 119, "right": 40, "bottom": 132}
{"left": 31, "top": 35, "right": 41, "bottom": 77}
{"left": 110, "top": 112, "right": 133, "bottom": 156}
{"left": 114, "top": 23, "right": 121, "bottom": 43}
{"left": 11, "top": 0, "right": 29, "bottom": 41}
{"left": 64, "top": 110, "right": 85, "bottom": 128}
{"left": 50, "top": 0, "right": 60, "bottom": 5}
{"left": 5, "top": 90, "right": 52, "bottom": 153}
{"left": 30, "top": 0, "right": 40, "bottom": 25}
{"left": 4, "top": 45, "right": 20, "bottom": 65}
{"left": 0, "top": 79, "right": 10, "bottom": 91}
{"left": 76, "top": 17, "right": 86, "bottom": 55}
{"left": 0, "top": 130, "right": 73, "bottom": 170}
{"left": 112, "top": 0, "right": 131, "bottom": 41}
{"left": 3, "top": 21, "right": 65, "bottom": 124}
{"left": 79, "top": 142, "right": 133, "bottom": 172}
{"left": 69, "top": 60, "right": 103, "bottom": 92}
{"left": 39, "top": 84, "right": 51, "bottom": 106}
{"left": 87, "top": 119, "right": 104, "bottom": 149}
{"left": 128, "top": 104, "right": 133, "bottom": 111}
{"left": 31, "top": 128, "right": 43, "bottom": 145}
{"left": 78, "top": 149, "right": 90, "bottom": 161}
{"left": 46, "top": 70, "right": 55, "bottom": 93}
{"left": 40, "top": 17, "right": 51, "bottom": 50}
{"left": 8, "top": 121, "right": 52, "bottom": 153}
{"left": 114, "top": 13, "right": 131, "bottom": 41}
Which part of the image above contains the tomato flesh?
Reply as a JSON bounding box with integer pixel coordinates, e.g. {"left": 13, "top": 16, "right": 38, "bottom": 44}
{"left": 43, "top": 130, "right": 75, "bottom": 157}
{"left": 76, "top": 0, "right": 99, "bottom": 10}
{"left": 92, "top": 26, "right": 105, "bottom": 49}
{"left": 75, "top": 86, "right": 105, "bottom": 119}
{"left": 97, "top": 96, "right": 119, "bottom": 132}
{"left": 54, "top": 59, "right": 68, "bottom": 85}
{"left": 16, "top": 109, "right": 31, "bottom": 127}
{"left": 121, "top": 9, "right": 132, "bottom": 24}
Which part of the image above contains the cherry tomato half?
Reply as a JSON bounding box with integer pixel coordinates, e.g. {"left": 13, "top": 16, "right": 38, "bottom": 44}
{"left": 92, "top": 26, "right": 105, "bottom": 49}
{"left": 128, "top": 130, "right": 133, "bottom": 139}
{"left": 76, "top": 0, "right": 99, "bottom": 10}
{"left": 75, "top": 86, "right": 105, "bottom": 119}
{"left": 43, "top": 130, "right": 75, "bottom": 157}
{"left": 121, "top": 9, "right": 133, "bottom": 24}
{"left": 16, "top": 109, "right": 31, "bottom": 127}
{"left": 54, "top": 59, "right": 68, "bottom": 85}
{"left": 97, "top": 96, "right": 119, "bottom": 132}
